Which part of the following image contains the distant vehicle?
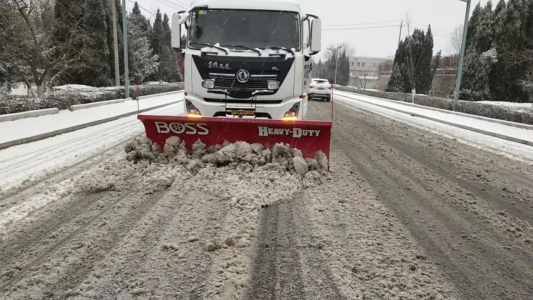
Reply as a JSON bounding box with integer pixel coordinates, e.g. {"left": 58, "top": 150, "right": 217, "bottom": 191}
{"left": 309, "top": 78, "right": 332, "bottom": 102}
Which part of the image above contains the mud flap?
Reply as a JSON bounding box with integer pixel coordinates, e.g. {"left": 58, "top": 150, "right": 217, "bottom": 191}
{"left": 138, "top": 115, "right": 332, "bottom": 161}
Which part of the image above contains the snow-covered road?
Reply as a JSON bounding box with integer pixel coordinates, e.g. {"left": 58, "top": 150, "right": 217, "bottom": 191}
{"left": 1, "top": 92, "right": 533, "bottom": 299}
{"left": 0, "top": 98, "right": 184, "bottom": 191}
{"left": 334, "top": 91, "right": 533, "bottom": 162}
{"left": 0, "top": 92, "right": 183, "bottom": 146}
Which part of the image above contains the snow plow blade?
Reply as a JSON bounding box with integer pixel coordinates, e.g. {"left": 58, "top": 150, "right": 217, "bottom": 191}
{"left": 137, "top": 115, "right": 332, "bottom": 161}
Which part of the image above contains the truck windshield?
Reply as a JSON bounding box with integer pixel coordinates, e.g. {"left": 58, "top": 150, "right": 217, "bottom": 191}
{"left": 188, "top": 9, "right": 300, "bottom": 51}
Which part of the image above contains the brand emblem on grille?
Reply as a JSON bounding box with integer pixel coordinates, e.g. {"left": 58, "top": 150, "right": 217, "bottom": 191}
{"left": 236, "top": 69, "right": 251, "bottom": 83}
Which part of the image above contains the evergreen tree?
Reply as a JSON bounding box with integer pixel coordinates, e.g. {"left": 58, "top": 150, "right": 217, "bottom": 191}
{"left": 387, "top": 63, "right": 404, "bottom": 92}
{"left": 458, "top": 1, "right": 494, "bottom": 100}
{"left": 128, "top": 16, "right": 159, "bottom": 82}
{"left": 386, "top": 41, "right": 406, "bottom": 92}
{"left": 418, "top": 26, "right": 434, "bottom": 94}
{"left": 0, "top": 1, "right": 15, "bottom": 93}
{"left": 489, "top": 0, "right": 529, "bottom": 102}
{"left": 162, "top": 13, "right": 181, "bottom": 82}
{"left": 466, "top": 3, "right": 483, "bottom": 47}
{"left": 386, "top": 27, "right": 434, "bottom": 94}
{"left": 474, "top": 1, "right": 494, "bottom": 53}
{"left": 151, "top": 9, "right": 164, "bottom": 59}
{"left": 460, "top": 49, "right": 494, "bottom": 100}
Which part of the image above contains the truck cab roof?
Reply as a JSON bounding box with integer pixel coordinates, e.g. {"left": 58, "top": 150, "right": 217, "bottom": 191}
{"left": 189, "top": 0, "right": 302, "bottom": 14}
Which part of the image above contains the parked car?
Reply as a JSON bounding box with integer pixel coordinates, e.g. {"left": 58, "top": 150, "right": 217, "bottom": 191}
{"left": 308, "top": 78, "right": 332, "bottom": 102}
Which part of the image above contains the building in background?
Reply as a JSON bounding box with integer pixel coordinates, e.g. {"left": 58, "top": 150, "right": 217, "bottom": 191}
{"left": 349, "top": 56, "right": 392, "bottom": 89}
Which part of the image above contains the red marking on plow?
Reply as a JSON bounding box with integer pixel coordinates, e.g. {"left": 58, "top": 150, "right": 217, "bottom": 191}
{"left": 137, "top": 115, "right": 333, "bottom": 161}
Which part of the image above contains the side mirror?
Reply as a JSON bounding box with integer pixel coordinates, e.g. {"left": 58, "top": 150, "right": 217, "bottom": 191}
{"left": 171, "top": 13, "right": 181, "bottom": 49}
{"left": 310, "top": 18, "right": 321, "bottom": 54}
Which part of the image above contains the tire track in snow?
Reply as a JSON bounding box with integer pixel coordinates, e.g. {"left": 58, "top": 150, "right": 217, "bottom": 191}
{"left": 0, "top": 191, "right": 133, "bottom": 293}
{"left": 246, "top": 199, "right": 342, "bottom": 300}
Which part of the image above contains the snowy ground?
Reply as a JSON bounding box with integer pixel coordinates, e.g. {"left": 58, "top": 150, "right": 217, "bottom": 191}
{"left": 0, "top": 92, "right": 183, "bottom": 145}
{"left": 477, "top": 101, "right": 533, "bottom": 108}
{"left": 0, "top": 100, "right": 184, "bottom": 191}
{"left": 1, "top": 93, "right": 533, "bottom": 299}
{"left": 334, "top": 90, "right": 533, "bottom": 162}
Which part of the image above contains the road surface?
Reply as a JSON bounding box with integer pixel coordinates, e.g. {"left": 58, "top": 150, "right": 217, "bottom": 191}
{"left": 1, "top": 93, "right": 532, "bottom": 299}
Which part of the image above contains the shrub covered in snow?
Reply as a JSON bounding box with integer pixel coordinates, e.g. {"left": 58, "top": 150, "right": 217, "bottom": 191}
{"left": 0, "top": 82, "right": 184, "bottom": 115}
{"left": 336, "top": 86, "right": 533, "bottom": 125}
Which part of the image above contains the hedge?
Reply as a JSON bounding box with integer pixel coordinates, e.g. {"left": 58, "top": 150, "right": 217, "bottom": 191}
{"left": 336, "top": 86, "right": 533, "bottom": 126}
{"left": 0, "top": 83, "right": 184, "bottom": 115}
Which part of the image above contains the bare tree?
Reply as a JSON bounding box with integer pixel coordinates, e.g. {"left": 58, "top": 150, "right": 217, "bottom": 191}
{"left": 447, "top": 25, "right": 463, "bottom": 67}
{"left": 1, "top": 0, "right": 99, "bottom": 97}
{"left": 357, "top": 69, "right": 370, "bottom": 90}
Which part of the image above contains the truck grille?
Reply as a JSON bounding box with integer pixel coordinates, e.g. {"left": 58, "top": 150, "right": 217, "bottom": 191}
{"left": 209, "top": 72, "right": 277, "bottom": 90}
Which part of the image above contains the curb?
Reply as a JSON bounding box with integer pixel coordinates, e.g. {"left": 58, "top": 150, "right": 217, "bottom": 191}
{"left": 68, "top": 91, "right": 183, "bottom": 111}
{"left": 0, "top": 100, "right": 183, "bottom": 151}
{"left": 336, "top": 93, "right": 533, "bottom": 147}
{"left": 0, "top": 108, "right": 59, "bottom": 122}
{"left": 69, "top": 99, "right": 125, "bottom": 111}
{"left": 336, "top": 90, "right": 533, "bottom": 131}
{"left": 134, "top": 90, "right": 182, "bottom": 100}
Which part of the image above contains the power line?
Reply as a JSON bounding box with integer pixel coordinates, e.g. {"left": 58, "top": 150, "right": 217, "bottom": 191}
{"left": 410, "top": 27, "right": 453, "bottom": 38}
{"left": 323, "top": 25, "right": 399, "bottom": 31}
{"left": 411, "top": 22, "right": 454, "bottom": 35}
{"left": 154, "top": 0, "right": 183, "bottom": 11}
{"left": 158, "top": 0, "right": 182, "bottom": 10}
{"left": 166, "top": 0, "right": 188, "bottom": 9}
{"left": 127, "top": 0, "right": 153, "bottom": 15}
{"left": 323, "top": 20, "right": 402, "bottom": 27}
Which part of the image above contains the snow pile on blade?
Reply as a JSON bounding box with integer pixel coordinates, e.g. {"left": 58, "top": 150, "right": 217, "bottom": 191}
{"left": 73, "top": 137, "right": 329, "bottom": 195}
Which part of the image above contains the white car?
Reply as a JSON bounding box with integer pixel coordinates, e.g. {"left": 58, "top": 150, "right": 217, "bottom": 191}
{"left": 308, "top": 78, "right": 332, "bottom": 102}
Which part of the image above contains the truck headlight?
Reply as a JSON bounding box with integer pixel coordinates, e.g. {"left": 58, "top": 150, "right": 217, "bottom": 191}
{"left": 283, "top": 103, "right": 300, "bottom": 120}
{"left": 186, "top": 100, "right": 201, "bottom": 117}
{"left": 267, "top": 81, "right": 280, "bottom": 90}
{"left": 202, "top": 80, "right": 215, "bottom": 89}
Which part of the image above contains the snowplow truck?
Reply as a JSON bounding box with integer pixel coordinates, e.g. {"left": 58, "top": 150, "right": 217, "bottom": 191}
{"left": 138, "top": 0, "right": 333, "bottom": 161}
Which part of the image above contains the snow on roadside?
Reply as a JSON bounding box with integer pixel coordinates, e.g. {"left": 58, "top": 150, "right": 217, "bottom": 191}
{"left": 477, "top": 101, "right": 533, "bottom": 108}
{"left": 335, "top": 94, "right": 533, "bottom": 163}
{"left": 67, "top": 136, "right": 328, "bottom": 299}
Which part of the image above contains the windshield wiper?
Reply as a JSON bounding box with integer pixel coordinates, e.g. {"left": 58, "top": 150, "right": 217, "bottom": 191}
{"left": 220, "top": 44, "right": 261, "bottom": 56}
{"left": 190, "top": 42, "right": 229, "bottom": 55}
{"left": 264, "top": 46, "right": 295, "bottom": 55}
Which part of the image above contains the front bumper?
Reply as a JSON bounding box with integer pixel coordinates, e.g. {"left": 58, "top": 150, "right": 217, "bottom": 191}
{"left": 184, "top": 93, "right": 305, "bottom": 120}
{"left": 309, "top": 88, "right": 331, "bottom": 96}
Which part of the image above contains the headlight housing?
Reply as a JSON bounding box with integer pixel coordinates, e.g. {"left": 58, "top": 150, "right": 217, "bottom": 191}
{"left": 267, "top": 81, "right": 280, "bottom": 90}
{"left": 186, "top": 100, "right": 201, "bottom": 117}
{"left": 283, "top": 102, "right": 300, "bottom": 120}
{"left": 201, "top": 80, "right": 215, "bottom": 89}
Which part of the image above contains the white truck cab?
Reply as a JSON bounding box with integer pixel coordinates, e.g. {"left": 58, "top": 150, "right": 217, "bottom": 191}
{"left": 172, "top": 0, "right": 322, "bottom": 120}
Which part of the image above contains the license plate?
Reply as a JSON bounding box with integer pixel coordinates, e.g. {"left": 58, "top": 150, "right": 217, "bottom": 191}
{"left": 228, "top": 109, "right": 255, "bottom": 116}
{"left": 318, "top": 87, "right": 325, "bottom": 90}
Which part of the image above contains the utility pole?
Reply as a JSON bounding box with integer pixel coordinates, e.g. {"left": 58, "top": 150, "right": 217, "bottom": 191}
{"left": 334, "top": 45, "right": 342, "bottom": 86}
{"left": 122, "top": 0, "right": 129, "bottom": 98}
{"left": 406, "top": 16, "right": 416, "bottom": 103}
{"left": 111, "top": 0, "right": 120, "bottom": 86}
{"left": 453, "top": 0, "right": 471, "bottom": 111}
{"left": 398, "top": 20, "right": 403, "bottom": 46}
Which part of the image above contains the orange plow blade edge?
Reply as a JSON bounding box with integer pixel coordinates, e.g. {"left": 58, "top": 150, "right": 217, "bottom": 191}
{"left": 137, "top": 115, "right": 333, "bottom": 162}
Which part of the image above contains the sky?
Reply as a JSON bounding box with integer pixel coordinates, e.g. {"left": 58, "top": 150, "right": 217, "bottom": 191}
{"left": 132, "top": 0, "right": 496, "bottom": 59}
